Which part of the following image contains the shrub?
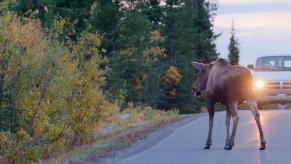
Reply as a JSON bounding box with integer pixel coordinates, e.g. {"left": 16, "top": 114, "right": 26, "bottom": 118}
{"left": 0, "top": 13, "right": 117, "bottom": 162}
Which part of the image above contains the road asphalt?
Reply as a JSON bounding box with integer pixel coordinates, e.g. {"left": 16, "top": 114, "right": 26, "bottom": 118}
{"left": 118, "top": 110, "right": 291, "bottom": 164}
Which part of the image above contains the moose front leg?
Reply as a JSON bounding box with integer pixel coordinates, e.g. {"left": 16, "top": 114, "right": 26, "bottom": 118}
{"left": 204, "top": 98, "right": 215, "bottom": 149}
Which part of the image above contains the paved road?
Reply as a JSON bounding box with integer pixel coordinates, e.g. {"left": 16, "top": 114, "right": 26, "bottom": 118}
{"left": 118, "top": 110, "right": 291, "bottom": 164}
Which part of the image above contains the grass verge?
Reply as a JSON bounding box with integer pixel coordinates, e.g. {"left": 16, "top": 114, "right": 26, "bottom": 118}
{"left": 44, "top": 107, "right": 179, "bottom": 163}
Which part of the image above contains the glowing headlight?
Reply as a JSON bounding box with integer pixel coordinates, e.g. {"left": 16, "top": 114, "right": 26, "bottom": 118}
{"left": 254, "top": 80, "right": 265, "bottom": 89}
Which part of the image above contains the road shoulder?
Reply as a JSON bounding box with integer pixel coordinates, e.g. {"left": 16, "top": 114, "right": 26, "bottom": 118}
{"left": 94, "top": 113, "right": 206, "bottom": 164}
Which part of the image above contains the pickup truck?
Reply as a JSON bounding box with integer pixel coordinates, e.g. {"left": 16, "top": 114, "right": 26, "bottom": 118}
{"left": 248, "top": 56, "right": 291, "bottom": 108}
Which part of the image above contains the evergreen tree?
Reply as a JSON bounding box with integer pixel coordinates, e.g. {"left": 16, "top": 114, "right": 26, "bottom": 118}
{"left": 14, "top": 0, "right": 95, "bottom": 38}
{"left": 158, "top": 0, "right": 218, "bottom": 112}
{"left": 228, "top": 22, "right": 240, "bottom": 65}
{"left": 177, "top": 0, "right": 218, "bottom": 112}
{"left": 88, "top": 0, "right": 121, "bottom": 51}
{"left": 144, "top": 0, "right": 163, "bottom": 28}
{"left": 190, "top": 0, "right": 218, "bottom": 62}
{"left": 11, "top": 0, "right": 220, "bottom": 113}
{"left": 106, "top": 1, "right": 166, "bottom": 106}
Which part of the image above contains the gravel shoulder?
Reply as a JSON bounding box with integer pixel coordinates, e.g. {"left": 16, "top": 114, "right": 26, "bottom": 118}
{"left": 93, "top": 113, "right": 206, "bottom": 164}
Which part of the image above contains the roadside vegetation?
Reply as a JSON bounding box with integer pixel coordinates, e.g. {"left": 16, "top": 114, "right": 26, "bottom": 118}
{"left": 0, "top": 0, "right": 218, "bottom": 162}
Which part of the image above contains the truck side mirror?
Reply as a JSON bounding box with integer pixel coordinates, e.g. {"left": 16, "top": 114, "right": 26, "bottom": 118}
{"left": 247, "top": 64, "right": 254, "bottom": 70}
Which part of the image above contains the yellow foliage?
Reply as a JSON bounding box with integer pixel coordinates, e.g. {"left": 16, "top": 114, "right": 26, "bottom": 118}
{"left": 162, "top": 66, "right": 182, "bottom": 86}
{"left": 169, "top": 89, "right": 177, "bottom": 97}
{"left": 52, "top": 18, "right": 66, "bottom": 34}
{"left": 161, "top": 66, "right": 182, "bottom": 97}
{"left": 83, "top": 33, "right": 102, "bottom": 47}
{"left": 119, "top": 47, "right": 136, "bottom": 57}
{"left": 149, "top": 31, "right": 164, "bottom": 42}
{"left": 0, "top": 11, "right": 176, "bottom": 163}
{"left": 1, "top": 13, "right": 47, "bottom": 58}
{"left": 16, "top": 129, "right": 30, "bottom": 143}
{"left": 121, "top": 106, "right": 178, "bottom": 126}
{"left": 143, "top": 47, "right": 166, "bottom": 60}
{"left": 143, "top": 31, "right": 166, "bottom": 61}
{"left": 0, "top": 13, "right": 117, "bottom": 162}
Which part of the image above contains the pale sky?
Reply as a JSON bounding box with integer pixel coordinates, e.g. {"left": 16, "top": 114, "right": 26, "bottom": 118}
{"left": 218, "top": 0, "right": 291, "bottom": 4}
{"left": 214, "top": 0, "right": 291, "bottom": 65}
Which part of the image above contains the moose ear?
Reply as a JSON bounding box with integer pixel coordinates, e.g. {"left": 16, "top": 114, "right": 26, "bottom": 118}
{"left": 191, "top": 61, "right": 204, "bottom": 70}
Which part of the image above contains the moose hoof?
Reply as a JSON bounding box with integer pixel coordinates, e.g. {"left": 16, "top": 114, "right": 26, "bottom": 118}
{"left": 224, "top": 145, "right": 232, "bottom": 150}
{"left": 204, "top": 144, "right": 211, "bottom": 149}
{"left": 259, "top": 142, "right": 266, "bottom": 150}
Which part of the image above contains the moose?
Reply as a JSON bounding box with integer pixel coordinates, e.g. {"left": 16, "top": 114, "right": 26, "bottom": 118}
{"left": 191, "top": 58, "right": 266, "bottom": 150}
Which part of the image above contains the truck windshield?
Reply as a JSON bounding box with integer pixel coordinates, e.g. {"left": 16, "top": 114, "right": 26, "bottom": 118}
{"left": 256, "top": 56, "right": 291, "bottom": 71}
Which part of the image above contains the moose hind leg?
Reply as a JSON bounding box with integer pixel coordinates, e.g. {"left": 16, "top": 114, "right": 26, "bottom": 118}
{"left": 227, "top": 102, "right": 239, "bottom": 150}
{"left": 224, "top": 110, "right": 232, "bottom": 150}
{"left": 247, "top": 100, "right": 266, "bottom": 150}
{"left": 204, "top": 98, "right": 215, "bottom": 149}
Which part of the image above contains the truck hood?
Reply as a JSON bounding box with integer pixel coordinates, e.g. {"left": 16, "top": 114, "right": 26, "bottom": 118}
{"left": 253, "top": 71, "right": 291, "bottom": 81}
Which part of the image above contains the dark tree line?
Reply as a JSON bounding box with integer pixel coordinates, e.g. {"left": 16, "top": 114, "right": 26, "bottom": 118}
{"left": 12, "top": 0, "right": 218, "bottom": 113}
{"left": 0, "top": 0, "right": 220, "bottom": 161}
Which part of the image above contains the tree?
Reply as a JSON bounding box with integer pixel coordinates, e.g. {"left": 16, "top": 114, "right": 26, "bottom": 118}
{"left": 189, "top": 0, "right": 218, "bottom": 62}
{"left": 11, "top": 0, "right": 219, "bottom": 113}
{"left": 158, "top": 0, "right": 218, "bottom": 112}
{"left": 106, "top": 2, "right": 166, "bottom": 106}
{"left": 88, "top": 0, "right": 121, "bottom": 51}
{"left": 228, "top": 21, "right": 240, "bottom": 65}
{"left": 14, "top": 0, "right": 95, "bottom": 38}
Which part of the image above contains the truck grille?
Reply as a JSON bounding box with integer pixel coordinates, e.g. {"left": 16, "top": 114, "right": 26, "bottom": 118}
{"left": 283, "top": 82, "right": 291, "bottom": 89}
{"left": 265, "top": 81, "right": 291, "bottom": 90}
{"left": 265, "top": 82, "right": 280, "bottom": 89}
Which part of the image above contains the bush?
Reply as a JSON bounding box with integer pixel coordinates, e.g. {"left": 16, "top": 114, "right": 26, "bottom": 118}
{"left": 0, "top": 13, "right": 117, "bottom": 162}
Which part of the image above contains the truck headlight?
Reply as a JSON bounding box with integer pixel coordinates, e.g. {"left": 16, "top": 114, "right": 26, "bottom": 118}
{"left": 255, "top": 80, "right": 265, "bottom": 89}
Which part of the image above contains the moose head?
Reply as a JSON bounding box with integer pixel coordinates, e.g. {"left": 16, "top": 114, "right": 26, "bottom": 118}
{"left": 191, "top": 61, "right": 213, "bottom": 97}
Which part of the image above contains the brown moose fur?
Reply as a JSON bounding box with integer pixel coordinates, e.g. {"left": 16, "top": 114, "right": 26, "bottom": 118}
{"left": 191, "top": 58, "right": 266, "bottom": 150}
